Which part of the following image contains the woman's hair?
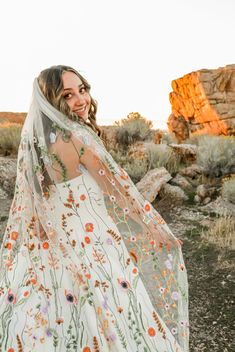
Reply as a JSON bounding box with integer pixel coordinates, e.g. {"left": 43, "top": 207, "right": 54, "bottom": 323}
{"left": 37, "top": 65, "right": 102, "bottom": 136}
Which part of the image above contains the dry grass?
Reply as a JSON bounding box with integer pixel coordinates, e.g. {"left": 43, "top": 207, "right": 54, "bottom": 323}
{"left": 0, "top": 123, "right": 22, "bottom": 155}
{"left": 221, "top": 177, "right": 235, "bottom": 204}
{"left": 202, "top": 215, "right": 235, "bottom": 249}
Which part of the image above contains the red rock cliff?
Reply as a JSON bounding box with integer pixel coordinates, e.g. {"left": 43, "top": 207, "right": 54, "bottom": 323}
{"left": 167, "top": 64, "right": 235, "bottom": 142}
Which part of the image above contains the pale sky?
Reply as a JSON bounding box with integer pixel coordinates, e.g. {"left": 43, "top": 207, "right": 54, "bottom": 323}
{"left": 0, "top": 0, "right": 234, "bottom": 129}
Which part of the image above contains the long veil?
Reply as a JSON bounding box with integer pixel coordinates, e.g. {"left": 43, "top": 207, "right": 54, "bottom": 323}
{"left": 0, "top": 78, "right": 189, "bottom": 351}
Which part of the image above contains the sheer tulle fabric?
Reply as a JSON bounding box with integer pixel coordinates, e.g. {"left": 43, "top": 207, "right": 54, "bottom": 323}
{"left": 0, "top": 79, "right": 189, "bottom": 351}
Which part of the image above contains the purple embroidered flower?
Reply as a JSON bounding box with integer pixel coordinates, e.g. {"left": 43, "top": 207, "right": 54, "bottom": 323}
{"left": 167, "top": 253, "right": 173, "bottom": 262}
{"left": 165, "top": 259, "right": 172, "bottom": 270}
{"left": 46, "top": 328, "right": 52, "bottom": 337}
{"left": 108, "top": 333, "right": 117, "bottom": 342}
{"left": 106, "top": 238, "right": 113, "bottom": 245}
{"left": 171, "top": 291, "right": 180, "bottom": 300}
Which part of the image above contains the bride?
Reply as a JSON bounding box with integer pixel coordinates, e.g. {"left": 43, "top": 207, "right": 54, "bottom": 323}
{"left": 0, "top": 65, "right": 189, "bottom": 352}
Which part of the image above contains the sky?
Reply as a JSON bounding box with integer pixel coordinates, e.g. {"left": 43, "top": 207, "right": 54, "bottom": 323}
{"left": 0, "top": 0, "right": 234, "bottom": 129}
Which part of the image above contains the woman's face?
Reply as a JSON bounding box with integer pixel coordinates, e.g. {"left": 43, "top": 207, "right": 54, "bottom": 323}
{"left": 61, "top": 71, "right": 91, "bottom": 121}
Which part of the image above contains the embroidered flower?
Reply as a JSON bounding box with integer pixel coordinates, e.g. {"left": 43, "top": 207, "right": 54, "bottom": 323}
{"left": 55, "top": 318, "right": 64, "bottom": 325}
{"left": 109, "top": 195, "right": 116, "bottom": 202}
{"left": 168, "top": 253, "right": 173, "bottom": 261}
{"left": 171, "top": 291, "right": 180, "bottom": 300}
{"left": 10, "top": 231, "right": 18, "bottom": 241}
{"left": 80, "top": 194, "right": 86, "bottom": 201}
{"left": 106, "top": 238, "right": 113, "bottom": 245}
{"left": 84, "top": 236, "right": 91, "bottom": 244}
{"left": 98, "top": 169, "right": 105, "bottom": 176}
{"left": 159, "top": 287, "right": 166, "bottom": 294}
{"left": 85, "top": 223, "right": 94, "bottom": 232}
{"left": 117, "top": 278, "right": 130, "bottom": 292}
{"left": 123, "top": 208, "right": 129, "bottom": 214}
{"left": 165, "top": 259, "right": 173, "bottom": 270}
{"left": 82, "top": 347, "right": 91, "bottom": 352}
{"left": 49, "top": 132, "right": 57, "bottom": 144}
{"left": 144, "top": 202, "right": 151, "bottom": 212}
{"left": 110, "top": 179, "right": 115, "bottom": 186}
{"left": 148, "top": 327, "right": 156, "bottom": 337}
{"left": 38, "top": 174, "right": 44, "bottom": 182}
{"left": 132, "top": 267, "right": 138, "bottom": 275}
{"left": 46, "top": 221, "right": 52, "bottom": 227}
{"left": 171, "top": 327, "right": 178, "bottom": 335}
{"left": 6, "top": 290, "right": 16, "bottom": 304}
{"left": 42, "top": 242, "right": 49, "bottom": 250}
{"left": 130, "top": 236, "right": 136, "bottom": 242}
{"left": 165, "top": 303, "right": 170, "bottom": 310}
{"left": 64, "top": 290, "right": 77, "bottom": 304}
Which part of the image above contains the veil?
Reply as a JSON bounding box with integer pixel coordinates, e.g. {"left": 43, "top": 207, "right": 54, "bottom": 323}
{"left": 0, "top": 78, "right": 189, "bottom": 351}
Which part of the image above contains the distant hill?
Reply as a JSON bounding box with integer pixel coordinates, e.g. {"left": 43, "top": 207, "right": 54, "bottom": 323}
{"left": 0, "top": 112, "right": 27, "bottom": 125}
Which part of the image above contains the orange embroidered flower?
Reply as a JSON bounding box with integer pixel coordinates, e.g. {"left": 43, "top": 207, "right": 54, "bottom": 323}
{"left": 117, "top": 307, "right": 123, "bottom": 313}
{"left": 31, "top": 278, "right": 37, "bottom": 285}
{"left": 7, "top": 348, "right": 15, "bottom": 352}
{"left": 56, "top": 317, "right": 64, "bottom": 324}
{"left": 80, "top": 194, "right": 86, "bottom": 201}
{"left": 5, "top": 243, "right": 12, "bottom": 250}
{"left": 85, "top": 223, "right": 94, "bottom": 232}
{"left": 10, "top": 231, "right": 18, "bottom": 241}
{"left": 144, "top": 203, "right": 151, "bottom": 212}
{"left": 23, "top": 291, "right": 29, "bottom": 297}
{"left": 83, "top": 347, "right": 91, "bottom": 352}
{"left": 84, "top": 236, "right": 91, "bottom": 244}
{"left": 42, "top": 242, "right": 49, "bottom": 249}
{"left": 148, "top": 327, "right": 156, "bottom": 337}
{"left": 132, "top": 267, "right": 138, "bottom": 275}
{"left": 85, "top": 273, "right": 91, "bottom": 279}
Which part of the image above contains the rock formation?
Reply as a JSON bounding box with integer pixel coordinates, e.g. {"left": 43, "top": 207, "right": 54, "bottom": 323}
{"left": 168, "top": 64, "right": 235, "bottom": 142}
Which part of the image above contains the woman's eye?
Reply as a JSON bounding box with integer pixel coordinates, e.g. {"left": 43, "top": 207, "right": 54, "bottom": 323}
{"left": 80, "top": 87, "right": 86, "bottom": 94}
{"left": 64, "top": 93, "right": 72, "bottom": 99}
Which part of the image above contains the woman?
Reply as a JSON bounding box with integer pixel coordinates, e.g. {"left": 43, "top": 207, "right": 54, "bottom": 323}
{"left": 0, "top": 65, "right": 189, "bottom": 352}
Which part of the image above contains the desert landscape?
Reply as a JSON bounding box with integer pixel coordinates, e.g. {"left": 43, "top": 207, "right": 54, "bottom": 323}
{"left": 0, "top": 65, "right": 235, "bottom": 351}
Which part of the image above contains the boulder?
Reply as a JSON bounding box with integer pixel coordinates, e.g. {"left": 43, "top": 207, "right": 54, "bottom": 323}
{"left": 169, "top": 143, "right": 197, "bottom": 162}
{"left": 136, "top": 167, "right": 172, "bottom": 202}
{"left": 170, "top": 174, "right": 192, "bottom": 190}
{"left": 167, "top": 64, "right": 235, "bottom": 142}
{"left": 179, "top": 164, "right": 204, "bottom": 179}
{"left": 159, "top": 183, "right": 188, "bottom": 204}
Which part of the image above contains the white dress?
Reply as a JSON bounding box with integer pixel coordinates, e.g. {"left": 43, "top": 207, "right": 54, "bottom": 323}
{"left": 0, "top": 172, "right": 183, "bottom": 352}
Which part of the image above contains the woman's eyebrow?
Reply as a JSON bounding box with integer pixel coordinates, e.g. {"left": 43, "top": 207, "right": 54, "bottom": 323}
{"left": 63, "top": 84, "right": 84, "bottom": 91}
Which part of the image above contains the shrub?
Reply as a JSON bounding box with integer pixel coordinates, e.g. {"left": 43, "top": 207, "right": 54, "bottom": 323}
{"left": 221, "top": 177, "right": 235, "bottom": 204}
{"left": 202, "top": 215, "right": 235, "bottom": 249}
{"left": 0, "top": 123, "right": 22, "bottom": 155}
{"left": 145, "top": 143, "right": 182, "bottom": 175}
{"left": 195, "top": 135, "right": 235, "bottom": 178}
{"left": 115, "top": 112, "right": 153, "bottom": 148}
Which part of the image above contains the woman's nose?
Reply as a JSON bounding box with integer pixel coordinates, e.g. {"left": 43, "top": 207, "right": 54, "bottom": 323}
{"left": 74, "top": 92, "right": 85, "bottom": 105}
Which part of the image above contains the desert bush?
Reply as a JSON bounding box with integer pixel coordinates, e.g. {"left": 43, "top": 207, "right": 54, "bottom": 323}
{"left": 221, "top": 177, "right": 235, "bottom": 204}
{"left": 195, "top": 135, "right": 235, "bottom": 178}
{"left": 145, "top": 143, "right": 182, "bottom": 175}
{"left": 202, "top": 215, "right": 235, "bottom": 249}
{"left": 115, "top": 112, "right": 153, "bottom": 148}
{"left": 123, "top": 158, "right": 149, "bottom": 184}
{"left": 0, "top": 123, "right": 22, "bottom": 155}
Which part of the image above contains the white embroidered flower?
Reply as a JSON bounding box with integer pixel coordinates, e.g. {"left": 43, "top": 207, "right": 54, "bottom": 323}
{"left": 167, "top": 253, "right": 173, "bottom": 262}
{"left": 130, "top": 236, "right": 136, "bottom": 242}
{"left": 123, "top": 208, "right": 129, "bottom": 214}
{"left": 165, "top": 303, "right": 170, "bottom": 310}
{"left": 159, "top": 287, "right": 166, "bottom": 294}
{"left": 98, "top": 169, "right": 105, "bottom": 176}
{"left": 47, "top": 221, "right": 52, "bottom": 227}
{"left": 109, "top": 195, "right": 116, "bottom": 202}
{"left": 110, "top": 179, "right": 115, "bottom": 186}
{"left": 49, "top": 132, "right": 57, "bottom": 144}
{"left": 171, "top": 327, "right": 178, "bottom": 335}
{"left": 38, "top": 174, "right": 44, "bottom": 182}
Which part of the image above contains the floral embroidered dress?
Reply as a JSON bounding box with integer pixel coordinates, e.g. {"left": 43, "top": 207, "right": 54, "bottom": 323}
{"left": 0, "top": 79, "right": 189, "bottom": 352}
